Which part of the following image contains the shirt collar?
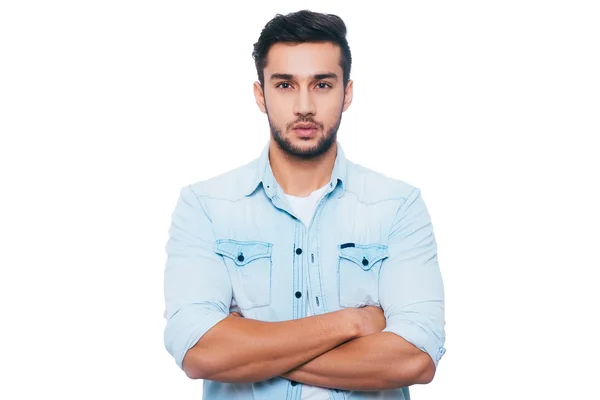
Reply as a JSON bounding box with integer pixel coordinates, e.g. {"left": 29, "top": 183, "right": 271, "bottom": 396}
{"left": 244, "top": 140, "right": 347, "bottom": 198}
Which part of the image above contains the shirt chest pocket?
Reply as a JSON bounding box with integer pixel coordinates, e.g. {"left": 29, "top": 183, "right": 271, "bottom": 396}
{"left": 337, "top": 243, "right": 389, "bottom": 308}
{"left": 215, "top": 239, "right": 273, "bottom": 310}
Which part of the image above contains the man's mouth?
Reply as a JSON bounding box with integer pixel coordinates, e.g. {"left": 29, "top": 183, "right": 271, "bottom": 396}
{"left": 293, "top": 123, "right": 318, "bottom": 130}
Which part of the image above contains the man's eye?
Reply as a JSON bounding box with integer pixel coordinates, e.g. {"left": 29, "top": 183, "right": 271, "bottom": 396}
{"left": 276, "top": 82, "right": 292, "bottom": 89}
{"left": 317, "top": 82, "right": 332, "bottom": 89}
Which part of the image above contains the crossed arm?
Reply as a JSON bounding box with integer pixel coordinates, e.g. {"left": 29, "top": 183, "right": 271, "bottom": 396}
{"left": 218, "top": 309, "right": 436, "bottom": 391}
{"left": 277, "top": 323, "right": 435, "bottom": 390}
{"left": 164, "top": 186, "right": 445, "bottom": 392}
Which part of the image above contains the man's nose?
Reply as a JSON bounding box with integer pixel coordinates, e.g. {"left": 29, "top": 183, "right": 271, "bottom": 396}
{"left": 293, "top": 88, "right": 316, "bottom": 116}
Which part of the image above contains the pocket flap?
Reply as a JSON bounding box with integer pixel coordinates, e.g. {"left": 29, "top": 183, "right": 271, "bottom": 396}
{"left": 338, "top": 243, "right": 389, "bottom": 270}
{"left": 215, "top": 239, "right": 273, "bottom": 267}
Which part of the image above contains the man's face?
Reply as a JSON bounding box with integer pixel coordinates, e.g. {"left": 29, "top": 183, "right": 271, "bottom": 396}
{"left": 254, "top": 42, "right": 353, "bottom": 159}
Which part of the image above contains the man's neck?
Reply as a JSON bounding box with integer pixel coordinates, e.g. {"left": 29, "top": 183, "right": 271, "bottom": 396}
{"left": 269, "top": 141, "right": 337, "bottom": 197}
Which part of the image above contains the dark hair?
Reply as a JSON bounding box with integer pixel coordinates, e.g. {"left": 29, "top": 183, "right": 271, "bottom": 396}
{"left": 252, "top": 9, "right": 352, "bottom": 89}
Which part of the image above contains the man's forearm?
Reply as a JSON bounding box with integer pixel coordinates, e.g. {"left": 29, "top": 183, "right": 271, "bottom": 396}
{"left": 281, "top": 332, "right": 435, "bottom": 391}
{"left": 183, "top": 309, "right": 360, "bottom": 383}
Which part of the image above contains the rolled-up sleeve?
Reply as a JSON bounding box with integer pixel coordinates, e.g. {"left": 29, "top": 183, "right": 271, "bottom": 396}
{"left": 163, "top": 185, "right": 232, "bottom": 370}
{"left": 380, "top": 187, "right": 446, "bottom": 367}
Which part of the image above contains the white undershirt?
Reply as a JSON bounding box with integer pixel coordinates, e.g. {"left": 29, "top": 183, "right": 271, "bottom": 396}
{"left": 283, "top": 184, "right": 331, "bottom": 400}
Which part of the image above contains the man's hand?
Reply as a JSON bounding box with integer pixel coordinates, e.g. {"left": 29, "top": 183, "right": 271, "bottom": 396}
{"left": 354, "top": 305, "right": 386, "bottom": 336}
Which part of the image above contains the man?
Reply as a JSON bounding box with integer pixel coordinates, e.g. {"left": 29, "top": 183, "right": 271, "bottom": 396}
{"left": 163, "top": 9, "right": 446, "bottom": 400}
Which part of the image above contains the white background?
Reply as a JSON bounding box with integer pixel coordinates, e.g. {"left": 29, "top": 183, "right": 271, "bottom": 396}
{"left": 1, "top": 1, "right": 599, "bottom": 399}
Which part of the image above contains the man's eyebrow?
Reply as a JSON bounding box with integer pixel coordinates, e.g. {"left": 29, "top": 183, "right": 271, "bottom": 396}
{"left": 269, "top": 72, "right": 339, "bottom": 81}
{"left": 270, "top": 73, "right": 294, "bottom": 80}
{"left": 314, "top": 73, "right": 338, "bottom": 80}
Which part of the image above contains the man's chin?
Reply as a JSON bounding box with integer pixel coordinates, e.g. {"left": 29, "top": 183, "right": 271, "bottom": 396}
{"left": 270, "top": 126, "right": 337, "bottom": 159}
{"left": 289, "top": 142, "right": 333, "bottom": 159}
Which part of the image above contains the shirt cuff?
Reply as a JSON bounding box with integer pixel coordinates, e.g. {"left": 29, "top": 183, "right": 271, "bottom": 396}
{"left": 382, "top": 320, "right": 446, "bottom": 367}
{"left": 164, "top": 306, "right": 229, "bottom": 370}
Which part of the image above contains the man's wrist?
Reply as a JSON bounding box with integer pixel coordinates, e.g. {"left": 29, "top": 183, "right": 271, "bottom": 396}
{"left": 338, "top": 308, "right": 361, "bottom": 339}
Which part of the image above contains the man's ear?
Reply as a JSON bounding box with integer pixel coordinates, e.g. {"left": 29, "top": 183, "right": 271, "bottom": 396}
{"left": 253, "top": 81, "right": 267, "bottom": 114}
{"left": 342, "top": 79, "right": 353, "bottom": 112}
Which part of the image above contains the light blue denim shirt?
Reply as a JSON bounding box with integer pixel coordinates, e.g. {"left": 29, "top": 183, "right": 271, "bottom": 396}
{"left": 163, "top": 141, "right": 446, "bottom": 400}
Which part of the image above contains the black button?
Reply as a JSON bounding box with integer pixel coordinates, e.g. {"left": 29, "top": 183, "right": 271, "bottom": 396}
{"left": 291, "top": 381, "right": 298, "bottom": 386}
{"left": 237, "top": 254, "right": 245, "bottom": 262}
{"left": 295, "top": 291, "right": 302, "bottom": 298}
{"left": 296, "top": 248, "right": 302, "bottom": 255}
{"left": 362, "top": 258, "right": 369, "bottom": 266}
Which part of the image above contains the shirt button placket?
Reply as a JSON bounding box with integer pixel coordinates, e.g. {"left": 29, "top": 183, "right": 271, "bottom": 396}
{"left": 295, "top": 247, "right": 303, "bottom": 303}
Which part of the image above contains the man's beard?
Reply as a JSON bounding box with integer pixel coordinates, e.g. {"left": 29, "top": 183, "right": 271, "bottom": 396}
{"left": 267, "top": 108, "right": 343, "bottom": 160}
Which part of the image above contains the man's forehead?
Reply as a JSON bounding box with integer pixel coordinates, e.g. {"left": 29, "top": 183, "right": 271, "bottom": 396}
{"left": 265, "top": 42, "right": 342, "bottom": 76}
